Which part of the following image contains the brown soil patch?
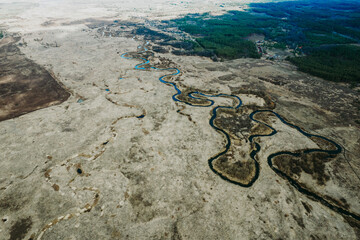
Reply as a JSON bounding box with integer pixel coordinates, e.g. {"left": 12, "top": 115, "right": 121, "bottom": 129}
{"left": 0, "top": 37, "right": 70, "bottom": 121}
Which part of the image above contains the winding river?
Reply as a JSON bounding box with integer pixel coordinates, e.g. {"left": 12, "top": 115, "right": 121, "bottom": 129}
{"left": 121, "top": 45, "right": 359, "bottom": 221}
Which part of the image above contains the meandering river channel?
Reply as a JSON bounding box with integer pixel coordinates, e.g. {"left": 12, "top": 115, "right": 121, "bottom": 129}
{"left": 121, "top": 45, "right": 359, "bottom": 221}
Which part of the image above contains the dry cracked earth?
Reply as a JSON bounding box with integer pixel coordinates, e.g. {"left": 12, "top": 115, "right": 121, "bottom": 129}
{"left": 0, "top": 1, "right": 359, "bottom": 239}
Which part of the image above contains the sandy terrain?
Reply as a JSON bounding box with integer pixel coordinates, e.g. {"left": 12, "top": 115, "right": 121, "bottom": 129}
{"left": 0, "top": 1, "right": 359, "bottom": 239}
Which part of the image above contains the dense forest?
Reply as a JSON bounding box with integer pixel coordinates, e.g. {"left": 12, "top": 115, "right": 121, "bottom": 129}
{"left": 172, "top": 12, "right": 267, "bottom": 59}
{"left": 288, "top": 45, "right": 360, "bottom": 84}
{"left": 250, "top": 0, "right": 360, "bottom": 48}
{"left": 172, "top": 0, "right": 360, "bottom": 84}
